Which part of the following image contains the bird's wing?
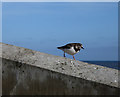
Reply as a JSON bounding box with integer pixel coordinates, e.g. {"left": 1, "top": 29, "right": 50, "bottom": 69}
{"left": 57, "top": 44, "right": 71, "bottom": 49}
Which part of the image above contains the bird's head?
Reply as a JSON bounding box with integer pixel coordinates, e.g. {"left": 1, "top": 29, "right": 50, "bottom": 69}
{"left": 75, "top": 43, "right": 84, "bottom": 50}
{"left": 81, "top": 44, "right": 84, "bottom": 49}
{"left": 78, "top": 43, "right": 84, "bottom": 49}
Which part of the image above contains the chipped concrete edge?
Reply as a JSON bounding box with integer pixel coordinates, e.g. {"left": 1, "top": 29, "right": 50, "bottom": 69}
{"left": 0, "top": 42, "right": 119, "bottom": 88}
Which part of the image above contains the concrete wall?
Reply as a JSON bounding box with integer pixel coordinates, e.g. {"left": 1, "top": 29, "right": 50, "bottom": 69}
{"left": 2, "top": 58, "right": 119, "bottom": 95}
{"left": 0, "top": 58, "right": 2, "bottom": 96}
{"left": 0, "top": 42, "right": 119, "bottom": 95}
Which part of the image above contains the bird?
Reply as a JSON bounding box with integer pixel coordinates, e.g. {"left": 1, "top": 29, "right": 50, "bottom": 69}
{"left": 57, "top": 43, "right": 84, "bottom": 60}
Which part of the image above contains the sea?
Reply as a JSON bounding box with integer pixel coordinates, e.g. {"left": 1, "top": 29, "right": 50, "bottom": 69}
{"left": 83, "top": 61, "right": 120, "bottom": 70}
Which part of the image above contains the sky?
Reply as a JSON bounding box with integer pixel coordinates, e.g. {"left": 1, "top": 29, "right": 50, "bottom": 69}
{"left": 2, "top": 2, "right": 118, "bottom": 61}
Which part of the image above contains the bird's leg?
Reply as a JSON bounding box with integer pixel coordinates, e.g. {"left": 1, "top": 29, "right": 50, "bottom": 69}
{"left": 73, "top": 55, "right": 75, "bottom": 60}
{"left": 64, "top": 51, "right": 66, "bottom": 57}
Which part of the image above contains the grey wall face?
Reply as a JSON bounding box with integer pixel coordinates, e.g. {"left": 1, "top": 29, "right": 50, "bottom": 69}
{"left": 2, "top": 58, "right": 119, "bottom": 95}
{"left": 0, "top": 58, "right": 2, "bottom": 96}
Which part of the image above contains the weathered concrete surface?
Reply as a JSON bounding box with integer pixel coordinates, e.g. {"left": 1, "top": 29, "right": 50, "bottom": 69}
{"left": 0, "top": 42, "right": 119, "bottom": 89}
{"left": 2, "top": 58, "right": 119, "bottom": 95}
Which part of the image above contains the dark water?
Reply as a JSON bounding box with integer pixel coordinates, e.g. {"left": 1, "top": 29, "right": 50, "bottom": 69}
{"left": 83, "top": 61, "right": 120, "bottom": 70}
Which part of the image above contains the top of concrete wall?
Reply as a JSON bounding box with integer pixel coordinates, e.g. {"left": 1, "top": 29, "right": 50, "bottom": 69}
{"left": 0, "top": 42, "right": 119, "bottom": 88}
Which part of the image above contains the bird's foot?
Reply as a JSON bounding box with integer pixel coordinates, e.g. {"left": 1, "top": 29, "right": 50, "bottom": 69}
{"left": 64, "top": 52, "right": 66, "bottom": 57}
{"left": 73, "top": 55, "right": 76, "bottom": 60}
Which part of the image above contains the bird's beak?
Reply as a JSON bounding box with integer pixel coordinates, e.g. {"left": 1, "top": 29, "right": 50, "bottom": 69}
{"left": 81, "top": 47, "right": 84, "bottom": 49}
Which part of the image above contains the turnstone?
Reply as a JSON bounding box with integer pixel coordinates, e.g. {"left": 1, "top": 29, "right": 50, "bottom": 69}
{"left": 57, "top": 43, "right": 84, "bottom": 60}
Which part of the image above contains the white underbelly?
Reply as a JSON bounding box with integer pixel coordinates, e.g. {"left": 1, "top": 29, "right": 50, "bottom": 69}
{"left": 63, "top": 47, "right": 79, "bottom": 55}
